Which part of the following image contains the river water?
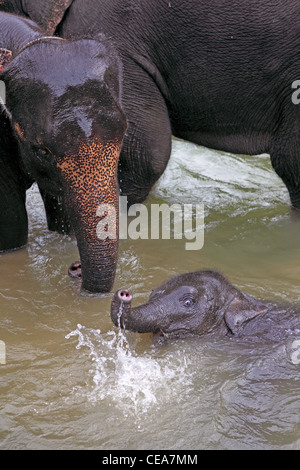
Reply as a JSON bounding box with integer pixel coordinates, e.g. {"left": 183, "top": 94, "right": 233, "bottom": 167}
{"left": 1, "top": 139, "right": 300, "bottom": 450}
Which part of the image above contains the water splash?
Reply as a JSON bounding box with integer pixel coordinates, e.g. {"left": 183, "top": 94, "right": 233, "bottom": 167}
{"left": 66, "top": 324, "right": 192, "bottom": 419}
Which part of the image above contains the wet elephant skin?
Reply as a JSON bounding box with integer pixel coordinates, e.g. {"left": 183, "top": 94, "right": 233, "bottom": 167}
{"left": 0, "top": 12, "right": 127, "bottom": 293}
{"left": 3, "top": 1, "right": 300, "bottom": 293}
{"left": 111, "top": 270, "right": 300, "bottom": 342}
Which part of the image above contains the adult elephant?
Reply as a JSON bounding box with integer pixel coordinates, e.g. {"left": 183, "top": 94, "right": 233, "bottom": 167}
{"left": 3, "top": 0, "right": 300, "bottom": 207}
{"left": 61, "top": 0, "right": 300, "bottom": 206}
{"left": 0, "top": 12, "right": 127, "bottom": 293}
{"left": 2, "top": 1, "right": 300, "bottom": 290}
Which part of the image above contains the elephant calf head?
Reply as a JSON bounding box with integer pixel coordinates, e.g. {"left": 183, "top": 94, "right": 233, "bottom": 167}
{"left": 0, "top": 32, "right": 127, "bottom": 293}
{"left": 111, "top": 270, "right": 268, "bottom": 338}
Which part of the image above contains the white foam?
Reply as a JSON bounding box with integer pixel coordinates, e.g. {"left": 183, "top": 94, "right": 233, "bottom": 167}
{"left": 66, "top": 325, "right": 192, "bottom": 418}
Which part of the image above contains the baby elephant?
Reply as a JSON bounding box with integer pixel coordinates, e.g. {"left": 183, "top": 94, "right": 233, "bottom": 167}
{"left": 111, "top": 270, "right": 300, "bottom": 342}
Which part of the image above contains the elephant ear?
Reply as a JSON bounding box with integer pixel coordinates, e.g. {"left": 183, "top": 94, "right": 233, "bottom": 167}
{"left": 224, "top": 291, "right": 268, "bottom": 335}
{"left": 22, "top": 0, "right": 73, "bottom": 35}
{"left": 0, "top": 48, "right": 13, "bottom": 71}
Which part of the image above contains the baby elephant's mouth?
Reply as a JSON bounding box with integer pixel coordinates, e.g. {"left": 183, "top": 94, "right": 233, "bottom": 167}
{"left": 154, "top": 330, "right": 165, "bottom": 337}
{"left": 152, "top": 330, "right": 167, "bottom": 346}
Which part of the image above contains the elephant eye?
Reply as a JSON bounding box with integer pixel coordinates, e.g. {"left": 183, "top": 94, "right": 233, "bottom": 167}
{"left": 182, "top": 297, "right": 194, "bottom": 307}
{"left": 35, "top": 146, "right": 52, "bottom": 160}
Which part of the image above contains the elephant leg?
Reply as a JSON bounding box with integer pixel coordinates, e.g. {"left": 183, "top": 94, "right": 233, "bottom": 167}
{"left": 118, "top": 58, "right": 172, "bottom": 206}
{"left": 0, "top": 169, "right": 28, "bottom": 252}
{"left": 270, "top": 116, "right": 300, "bottom": 210}
{"left": 39, "top": 188, "right": 72, "bottom": 234}
{"left": 270, "top": 152, "right": 300, "bottom": 209}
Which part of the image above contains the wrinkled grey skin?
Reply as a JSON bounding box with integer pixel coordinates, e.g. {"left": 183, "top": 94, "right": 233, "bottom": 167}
{"left": 3, "top": 0, "right": 300, "bottom": 297}
{"left": 111, "top": 271, "right": 300, "bottom": 342}
{"left": 0, "top": 0, "right": 72, "bottom": 35}
{"left": 0, "top": 12, "right": 127, "bottom": 293}
{"left": 3, "top": 0, "right": 300, "bottom": 210}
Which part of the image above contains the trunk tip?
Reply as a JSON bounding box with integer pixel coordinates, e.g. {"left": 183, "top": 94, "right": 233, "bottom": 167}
{"left": 117, "top": 289, "right": 133, "bottom": 304}
{"left": 68, "top": 261, "right": 82, "bottom": 278}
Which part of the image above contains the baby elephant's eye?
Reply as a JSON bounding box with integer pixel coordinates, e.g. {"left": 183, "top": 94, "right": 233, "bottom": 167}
{"left": 183, "top": 298, "right": 194, "bottom": 307}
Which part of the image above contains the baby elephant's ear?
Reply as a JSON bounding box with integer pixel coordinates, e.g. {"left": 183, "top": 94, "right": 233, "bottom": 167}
{"left": 0, "top": 48, "right": 13, "bottom": 71}
{"left": 224, "top": 291, "right": 267, "bottom": 335}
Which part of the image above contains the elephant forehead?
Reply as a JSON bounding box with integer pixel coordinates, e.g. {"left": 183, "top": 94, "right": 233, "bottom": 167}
{"left": 13, "top": 40, "right": 111, "bottom": 97}
{"left": 153, "top": 270, "right": 232, "bottom": 298}
{"left": 150, "top": 285, "right": 198, "bottom": 300}
{"left": 33, "top": 62, "right": 107, "bottom": 98}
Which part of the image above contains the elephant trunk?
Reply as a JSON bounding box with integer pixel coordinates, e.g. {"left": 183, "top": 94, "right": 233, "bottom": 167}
{"left": 22, "top": 0, "right": 73, "bottom": 34}
{"left": 111, "top": 289, "right": 168, "bottom": 333}
{"left": 58, "top": 138, "right": 121, "bottom": 293}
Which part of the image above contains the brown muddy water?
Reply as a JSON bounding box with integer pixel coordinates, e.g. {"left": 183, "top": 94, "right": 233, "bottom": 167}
{"left": 1, "top": 139, "right": 300, "bottom": 450}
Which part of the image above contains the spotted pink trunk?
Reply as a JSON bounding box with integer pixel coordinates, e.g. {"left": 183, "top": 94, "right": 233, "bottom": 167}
{"left": 57, "top": 137, "right": 121, "bottom": 293}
